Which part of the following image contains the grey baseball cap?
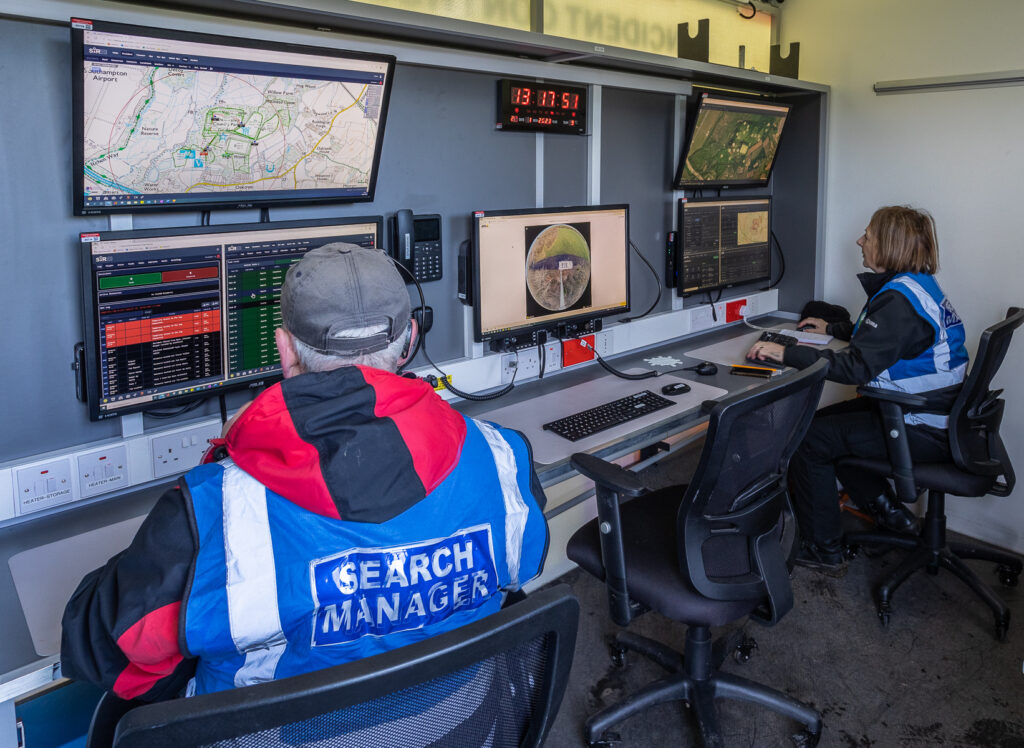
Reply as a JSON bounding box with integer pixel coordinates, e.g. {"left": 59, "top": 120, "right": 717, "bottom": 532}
{"left": 280, "top": 242, "right": 411, "bottom": 356}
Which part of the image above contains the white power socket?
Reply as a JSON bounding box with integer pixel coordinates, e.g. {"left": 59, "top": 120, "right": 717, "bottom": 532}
{"left": 501, "top": 349, "right": 541, "bottom": 384}
{"left": 689, "top": 302, "right": 727, "bottom": 332}
{"left": 151, "top": 423, "right": 222, "bottom": 479}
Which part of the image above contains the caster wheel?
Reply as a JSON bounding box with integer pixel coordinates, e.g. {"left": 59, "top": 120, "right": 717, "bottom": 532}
{"left": 733, "top": 637, "right": 758, "bottom": 664}
{"left": 843, "top": 544, "right": 860, "bottom": 560}
{"left": 792, "top": 728, "right": 821, "bottom": 748}
{"left": 996, "top": 564, "right": 1020, "bottom": 588}
{"left": 608, "top": 643, "right": 627, "bottom": 669}
{"left": 877, "top": 603, "right": 891, "bottom": 628}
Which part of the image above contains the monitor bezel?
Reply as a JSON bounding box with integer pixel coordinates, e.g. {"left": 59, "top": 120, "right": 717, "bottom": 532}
{"left": 80, "top": 215, "right": 384, "bottom": 421}
{"left": 471, "top": 204, "right": 631, "bottom": 344}
{"left": 673, "top": 93, "right": 792, "bottom": 190}
{"left": 71, "top": 19, "right": 396, "bottom": 216}
{"left": 675, "top": 196, "right": 772, "bottom": 296}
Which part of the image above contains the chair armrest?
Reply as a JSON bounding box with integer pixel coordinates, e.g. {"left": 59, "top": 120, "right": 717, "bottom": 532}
{"left": 855, "top": 386, "right": 928, "bottom": 409}
{"left": 570, "top": 453, "right": 647, "bottom": 497}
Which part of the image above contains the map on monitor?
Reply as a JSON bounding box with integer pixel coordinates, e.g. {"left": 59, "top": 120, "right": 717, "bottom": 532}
{"left": 675, "top": 95, "right": 791, "bottom": 188}
{"left": 72, "top": 19, "right": 395, "bottom": 214}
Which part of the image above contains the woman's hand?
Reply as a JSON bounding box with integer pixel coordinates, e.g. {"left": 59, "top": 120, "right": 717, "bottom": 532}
{"left": 747, "top": 341, "right": 786, "bottom": 363}
{"left": 797, "top": 317, "right": 828, "bottom": 334}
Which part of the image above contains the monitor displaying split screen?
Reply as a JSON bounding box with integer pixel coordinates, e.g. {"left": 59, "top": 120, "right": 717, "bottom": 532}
{"left": 473, "top": 205, "right": 630, "bottom": 343}
{"left": 80, "top": 217, "right": 382, "bottom": 420}
{"left": 72, "top": 19, "right": 395, "bottom": 214}
{"left": 677, "top": 197, "right": 771, "bottom": 294}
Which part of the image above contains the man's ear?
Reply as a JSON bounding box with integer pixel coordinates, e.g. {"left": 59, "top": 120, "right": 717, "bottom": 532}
{"left": 275, "top": 328, "right": 303, "bottom": 379}
{"left": 398, "top": 319, "right": 418, "bottom": 366}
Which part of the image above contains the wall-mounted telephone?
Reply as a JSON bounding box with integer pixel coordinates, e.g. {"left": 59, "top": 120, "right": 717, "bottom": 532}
{"left": 389, "top": 210, "right": 443, "bottom": 283}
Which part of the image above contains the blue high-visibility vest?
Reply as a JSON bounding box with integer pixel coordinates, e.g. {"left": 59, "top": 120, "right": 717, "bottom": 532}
{"left": 855, "top": 272, "right": 968, "bottom": 428}
{"left": 182, "top": 417, "right": 547, "bottom": 695}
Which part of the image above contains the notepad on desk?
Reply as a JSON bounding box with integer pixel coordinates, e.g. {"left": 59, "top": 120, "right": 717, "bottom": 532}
{"left": 792, "top": 329, "right": 833, "bottom": 345}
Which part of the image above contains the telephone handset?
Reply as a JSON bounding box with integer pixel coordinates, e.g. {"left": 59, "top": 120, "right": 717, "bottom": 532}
{"left": 388, "top": 210, "right": 443, "bottom": 283}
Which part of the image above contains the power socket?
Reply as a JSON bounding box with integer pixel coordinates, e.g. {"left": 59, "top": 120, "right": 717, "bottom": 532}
{"left": 501, "top": 349, "right": 541, "bottom": 384}
{"left": 151, "top": 423, "right": 222, "bottom": 480}
{"left": 543, "top": 341, "right": 562, "bottom": 372}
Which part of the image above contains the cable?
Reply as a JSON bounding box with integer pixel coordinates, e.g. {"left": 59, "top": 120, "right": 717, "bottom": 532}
{"left": 390, "top": 256, "right": 517, "bottom": 401}
{"left": 705, "top": 290, "right": 722, "bottom": 322}
{"left": 762, "top": 229, "right": 787, "bottom": 290}
{"left": 738, "top": 1, "right": 756, "bottom": 19}
{"left": 576, "top": 338, "right": 659, "bottom": 381}
{"left": 618, "top": 239, "right": 662, "bottom": 323}
{"left": 537, "top": 338, "right": 546, "bottom": 379}
{"left": 144, "top": 397, "right": 206, "bottom": 420}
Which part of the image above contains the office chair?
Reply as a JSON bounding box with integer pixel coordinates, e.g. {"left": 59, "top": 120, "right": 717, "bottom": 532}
{"left": 842, "top": 307, "right": 1024, "bottom": 640}
{"left": 567, "top": 360, "right": 829, "bottom": 748}
{"left": 86, "top": 585, "right": 579, "bottom": 748}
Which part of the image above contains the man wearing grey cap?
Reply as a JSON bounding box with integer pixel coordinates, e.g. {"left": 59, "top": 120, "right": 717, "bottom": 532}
{"left": 61, "top": 243, "right": 550, "bottom": 702}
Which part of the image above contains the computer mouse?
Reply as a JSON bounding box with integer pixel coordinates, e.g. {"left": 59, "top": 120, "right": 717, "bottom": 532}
{"left": 661, "top": 382, "right": 692, "bottom": 396}
{"left": 694, "top": 361, "right": 718, "bottom": 376}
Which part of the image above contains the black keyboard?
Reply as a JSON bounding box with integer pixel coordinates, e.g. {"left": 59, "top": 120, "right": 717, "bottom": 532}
{"left": 543, "top": 390, "right": 675, "bottom": 442}
{"left": 759, "top": 331, "right": 798, "bottom": 347}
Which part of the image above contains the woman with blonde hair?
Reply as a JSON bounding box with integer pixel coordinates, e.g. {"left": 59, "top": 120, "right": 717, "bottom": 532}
{"left": 748, "top": 206, "right": 969, "bottom": 574}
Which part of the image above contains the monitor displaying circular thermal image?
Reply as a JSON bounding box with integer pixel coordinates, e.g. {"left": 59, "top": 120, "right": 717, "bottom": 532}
{"left": 524, "top": 223, "right": 592, "bottom": 314}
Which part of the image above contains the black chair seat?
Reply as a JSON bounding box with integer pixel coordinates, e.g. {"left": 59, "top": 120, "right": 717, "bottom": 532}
{"left": 838, "top": 456, "right": 994, "bottom": 497}
{"left": 568, "top": 486, "right": 758, "bottom": 628}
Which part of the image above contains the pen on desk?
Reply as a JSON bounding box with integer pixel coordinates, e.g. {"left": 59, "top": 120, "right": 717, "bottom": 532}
{"left": 730, "top": 365, "right": 775, "bottom": 378}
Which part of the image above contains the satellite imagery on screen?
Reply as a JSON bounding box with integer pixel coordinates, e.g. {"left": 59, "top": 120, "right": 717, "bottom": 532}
{"left": 680, "top": 109, "right": 786, "bottom": 184}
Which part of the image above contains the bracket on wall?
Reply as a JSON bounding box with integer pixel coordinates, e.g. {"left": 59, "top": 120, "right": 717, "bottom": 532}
{"left": 677, "top": 19, "right": 710, "bottom": 63}
{"left": 769, "top": 42, "right": 799, "bottom": 79}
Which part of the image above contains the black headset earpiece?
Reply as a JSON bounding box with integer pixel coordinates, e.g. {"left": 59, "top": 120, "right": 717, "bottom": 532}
{"left": 400, "top": 320, "right": 414, "bottom": 359}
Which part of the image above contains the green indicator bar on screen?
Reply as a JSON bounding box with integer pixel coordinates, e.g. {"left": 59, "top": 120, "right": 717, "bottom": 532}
{"left": 99, "top": 272, "right": 163, "bottom": 289}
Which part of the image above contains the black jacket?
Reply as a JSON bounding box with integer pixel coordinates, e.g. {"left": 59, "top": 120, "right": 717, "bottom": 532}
{"left": 783, "top": 271, "right": 934, "bottom": 386}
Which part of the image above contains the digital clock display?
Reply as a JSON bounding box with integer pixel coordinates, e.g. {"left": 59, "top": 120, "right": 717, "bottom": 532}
{"left": 496, "top": 79, "right": 587, "bottom": 135}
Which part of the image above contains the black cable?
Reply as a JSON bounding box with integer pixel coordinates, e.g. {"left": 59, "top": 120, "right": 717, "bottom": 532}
{"left": 537, "top": 338, "right": 546, "bottom": 379}
{"left": 619, "top": 239, "right": 661, "bottom": 323}
{"left": 144, "top": 397, "right": 205, "bottom": 420}
{"left": 576, "top": 339, "right": 659, "bottom": 381}
{"left": 218, "top": 393, "right": 228, "bottom": 426}
{"left": 705, "top": 290, "right": 721, "bottom": 322}
{"left": 392, "top": 257, "right": 516, "bottom": 401}
{"left": 739, "top": 1, "right": 756, "bottom": 19}
{"left": 762, "top": 229, "right": 787, "bottom": 290}
{"left": 200, "top": 211, "right": 211, "bottom": 227}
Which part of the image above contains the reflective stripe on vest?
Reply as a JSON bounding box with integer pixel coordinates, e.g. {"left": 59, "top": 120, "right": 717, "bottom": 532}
{"left": 221, "top": 460, "right": 288, "bottom": 687}
{"left": 473, "top": 419, "right": 529, "bottom": 589}
{"left": 867, "top": 275, "right": 967, "bottom": 429}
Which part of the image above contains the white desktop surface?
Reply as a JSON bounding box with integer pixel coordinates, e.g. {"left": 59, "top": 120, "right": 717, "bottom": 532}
{"left": 9, "top": 516, "right": 145, "bottom": 658}
{"left": 479, "top": 371, "right": 727, "bottom": 465}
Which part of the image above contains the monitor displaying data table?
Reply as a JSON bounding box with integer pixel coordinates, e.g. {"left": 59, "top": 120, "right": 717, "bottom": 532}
{"left": 80, "top": 217, "right": 382, "bottom": 420}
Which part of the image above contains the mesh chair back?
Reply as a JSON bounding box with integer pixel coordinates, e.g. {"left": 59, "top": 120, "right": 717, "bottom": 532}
{"left": 106, "top": 586, "right": 578, "bottom": 748}
{"left": 680, "top": 360, "right": 828, "bottom": 615}
{"left": 947, "top": 307, "right": 1023, "bottom": 493}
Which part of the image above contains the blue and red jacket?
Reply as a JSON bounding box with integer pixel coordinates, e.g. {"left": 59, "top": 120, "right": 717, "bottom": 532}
{"left": 60, "top": 366, "right": 548, "bottom": 701}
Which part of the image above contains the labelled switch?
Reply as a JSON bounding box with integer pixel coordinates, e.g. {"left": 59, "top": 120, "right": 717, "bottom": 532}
{"left": 78, "top": 446, "right": 129, "bottom": 500}
{"left": 16, "top": 458, "right": 74, "bottom": 515}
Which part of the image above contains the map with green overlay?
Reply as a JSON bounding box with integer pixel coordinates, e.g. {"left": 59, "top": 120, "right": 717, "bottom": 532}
{"left": 680, "top": 109, "right": 785, "bottom": 183}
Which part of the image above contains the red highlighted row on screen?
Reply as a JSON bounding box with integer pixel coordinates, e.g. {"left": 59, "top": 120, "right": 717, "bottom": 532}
{"left": 104, "top": 310, "right": 221, "bottom": 348}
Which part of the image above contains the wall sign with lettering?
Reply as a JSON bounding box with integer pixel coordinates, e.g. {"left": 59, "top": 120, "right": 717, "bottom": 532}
{"left": 496, "top": 78, "right": 587, "bottom": 135}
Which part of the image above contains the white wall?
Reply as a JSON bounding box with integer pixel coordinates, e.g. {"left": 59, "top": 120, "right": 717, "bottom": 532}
{"left": 781, "top": 0, "right": 1024, "bottom": 551}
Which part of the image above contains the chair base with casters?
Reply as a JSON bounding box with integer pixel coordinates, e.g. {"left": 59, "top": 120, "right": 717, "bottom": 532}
{"left": 584, "top": 625, "right": 821, "bottom": 748}
{"left": 840, "top": 307, "right": 1024, "bottom": 641}
{"left": 569, "top": 485, "right": 822, "bottom": 748}
{"left": 845, "top": 488, "right": 1021, "bottom": 640}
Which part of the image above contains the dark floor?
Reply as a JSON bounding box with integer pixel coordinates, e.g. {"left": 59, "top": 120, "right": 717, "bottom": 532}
{"left": 545, "top": 450, "right": 1024, "bottom": 748}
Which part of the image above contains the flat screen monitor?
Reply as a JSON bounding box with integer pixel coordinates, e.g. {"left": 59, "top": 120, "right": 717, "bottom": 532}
{"left": 80, "top": 217, "right": 383, "bottom": 420}
{"left": 676, "top": 197, "right": 771, "bottom": 294}
{"left": 72, "top": 19, "right": 395, "bottom": 215}
{"left": 472, "top": 205, "right": 630, "bottom": 344}
{"left": 674, "top": 94, "right": 791, "bottom": 189}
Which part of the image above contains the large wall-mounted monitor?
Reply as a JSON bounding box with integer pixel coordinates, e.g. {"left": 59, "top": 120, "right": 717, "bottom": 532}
{"left": 674, "top": 94, "right": 791, "bottom": 189}
{"left": 472, "top": 205, "right": 630, "bottom": 346}
{"left": 72, "top": 19, "right": 396, "bottom": 215}
{"left": 80, "top": 217, "right": 383, "bottom": 420}
{"left": 676, "top": 197, "right": 771, "bottom": 294}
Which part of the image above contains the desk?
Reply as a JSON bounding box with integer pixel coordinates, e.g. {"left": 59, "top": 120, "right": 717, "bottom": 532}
{"left": 0, "top": 315, "right": 841, "bottom": 745}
